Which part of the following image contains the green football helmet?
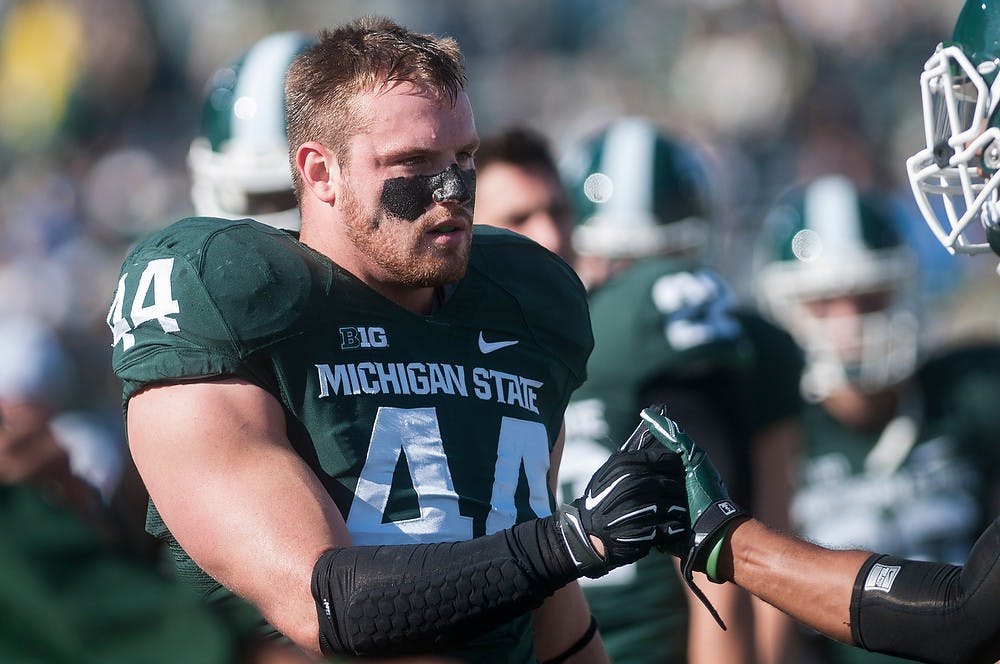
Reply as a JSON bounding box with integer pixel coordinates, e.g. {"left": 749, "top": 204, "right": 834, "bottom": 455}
{"left": 560, "top": 117, "right": 713, "bottom": 260}
{"left": 907, "top": 0, "right": 1000, "bottom": 256}
{"left": 754, "top": 175, "right": 919, "bottom": 401}
{"left": 187, "top": 31, "right": 315, "bottom": 231}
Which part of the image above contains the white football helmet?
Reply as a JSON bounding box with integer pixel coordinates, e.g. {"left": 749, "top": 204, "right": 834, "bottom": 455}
{"left": 907, "top": 0, "right": 1000, "bottom": 257}
{"left": 560, "top": 117, "right": 714, "bottom": 261}
{"left": 188, "top": 31, "right": 314, "bottom": 231}
{"left": 755, "top": 175, "right": 919, "bottom": 401}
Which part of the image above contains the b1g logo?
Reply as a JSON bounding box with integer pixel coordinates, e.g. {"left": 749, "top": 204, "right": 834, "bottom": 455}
{"left": 340, "top": 326, "right": 388, "bottom": 350}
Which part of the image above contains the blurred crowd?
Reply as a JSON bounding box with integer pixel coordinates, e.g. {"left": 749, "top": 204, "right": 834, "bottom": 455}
{"left": 1, "top": 0, "right": 992, "bottom": 441}
{"left": 1, "top": 0, "right": 998, "bottom": 661}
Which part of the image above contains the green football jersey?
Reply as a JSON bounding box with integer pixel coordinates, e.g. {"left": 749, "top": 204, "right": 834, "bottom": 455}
{"left": 793, "top": 344, "right": 1000, "bottom": 664}
{"left": 0, "top": 484, "right": 237, "bottom": 664}
{"left": 108, "top": 218, "right": 593, "bottom": 662}
{"left": 560, "top": 258, "right": 804, "bottom": 664}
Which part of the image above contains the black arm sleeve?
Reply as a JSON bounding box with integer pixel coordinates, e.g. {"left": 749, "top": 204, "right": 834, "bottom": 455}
{"left": 850, "top": 516, "right": 1000, "bottom": 664}
{"left": 311, "top": 515, "right": 579, "bottom": 657}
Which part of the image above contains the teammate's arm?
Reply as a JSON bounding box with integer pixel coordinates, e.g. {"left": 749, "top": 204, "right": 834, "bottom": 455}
{"left": 640, "top": 406, "right": 881, "bottom": 643}
{"left": 717, "top": 518, "right": 869, "bottom": 644}
{"left": 711, "top": 516, "right": 1000, "bottom": 664}
{"left": 644, "top": 407, "right": 1000, "bottom": 664}
{"left": 533, "top": 422, "right": 609, "bottom": 664}
{"left": 849, "top": 516, "right": 1000, "bottom": 664}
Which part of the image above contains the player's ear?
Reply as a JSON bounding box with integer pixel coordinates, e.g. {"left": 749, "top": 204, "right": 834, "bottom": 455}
{"left": 297, "top": 141, "right": 339, "bottom": 204}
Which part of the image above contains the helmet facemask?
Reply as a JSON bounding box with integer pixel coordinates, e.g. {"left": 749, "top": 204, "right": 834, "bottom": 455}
{"left": 907, "top": 43, "right": 1000, "bottom": 255}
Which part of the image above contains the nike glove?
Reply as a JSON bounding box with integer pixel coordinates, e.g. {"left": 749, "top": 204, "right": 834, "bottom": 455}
{"left": 555, "top": 416, "right": 688, "bottom": 579}
{"left": 640, "top": 405, "right": 749, "bottom": 628}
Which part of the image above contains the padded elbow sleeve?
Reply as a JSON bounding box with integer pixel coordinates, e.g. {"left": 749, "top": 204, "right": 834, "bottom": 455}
{"left": 311, "top": 516, "right": 578, "bottom": 657}
{"left": 850, "top": 517, "right": 1000, "bottom": 664}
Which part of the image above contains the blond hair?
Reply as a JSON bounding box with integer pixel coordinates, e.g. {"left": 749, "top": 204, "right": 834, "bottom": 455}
{"left": 285, "top": 16, "right": 466, "bottom": 197}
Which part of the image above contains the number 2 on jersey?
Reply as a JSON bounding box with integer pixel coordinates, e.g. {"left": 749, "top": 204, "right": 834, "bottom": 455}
{"left": 651, "top": 269, "right": 739, "bottom": 350}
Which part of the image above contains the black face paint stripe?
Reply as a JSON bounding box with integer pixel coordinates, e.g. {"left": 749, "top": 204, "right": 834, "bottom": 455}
{"left": 379, "top": 165, "right": 476, "bottom": 221}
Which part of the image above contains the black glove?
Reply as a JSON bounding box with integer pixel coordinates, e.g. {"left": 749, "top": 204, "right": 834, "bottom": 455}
{"left": 555, "top": 417, "right": 688, "bottom": 578}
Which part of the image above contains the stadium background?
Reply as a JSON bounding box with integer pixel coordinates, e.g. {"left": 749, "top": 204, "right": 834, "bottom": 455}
{"left": 0, "top": 0, "right": 995, "bottom": 533}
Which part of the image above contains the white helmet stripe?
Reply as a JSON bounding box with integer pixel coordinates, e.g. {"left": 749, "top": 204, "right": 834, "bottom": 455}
{"left": 600, "top": 117, "right": 656, "bottom": 221}
{"left": 804, "top": 175, "right": 863, "bottom": 256}
{"left": 232, "top": 32, "right": 302, "bottom": 148}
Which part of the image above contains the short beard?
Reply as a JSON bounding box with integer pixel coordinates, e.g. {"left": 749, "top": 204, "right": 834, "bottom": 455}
{"left": 341, "top": 186, "right": 470, "bottom": 288}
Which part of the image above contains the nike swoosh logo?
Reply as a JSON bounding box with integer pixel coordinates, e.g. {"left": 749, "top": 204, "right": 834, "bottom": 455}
{"left": 608, "top": 504, "right": 656, "bottom": 527}
{"left": 478, "top": 331, "right": 519, "bottom": 354}
{"left": 616, "top": 530, "right": 658, "bottom": 543}
{"left": 584, "top": 473, "right": 630, "bottom": 510}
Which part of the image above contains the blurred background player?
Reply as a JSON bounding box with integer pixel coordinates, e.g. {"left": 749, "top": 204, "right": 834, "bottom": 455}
{"left": 489, "top": 116, "right": 802, "bottom": 664}
{"left": 187, "top": 31, "right": 315, "bottom": 232}
{"left": 753, "top": 173, "right": 1000, "bottom": 663}
{"left": 474, "top": 126, "right": 575, "bottom": 262}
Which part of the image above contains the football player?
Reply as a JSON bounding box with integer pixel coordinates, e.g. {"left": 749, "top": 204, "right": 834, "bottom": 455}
{"left": 109, "top": 18, "right": 689, "bottom": 662}
{"left": 555, "top": 117, "right": 804, "bottom": 664}
{"left": 474, "top": 126, "right": 575, "bottom": 262}
{"left": 640, "top": 3, "right": 1000, "bottom": 662}
{"left": 753, "top": 174, "right": 1000, "bottom": 663}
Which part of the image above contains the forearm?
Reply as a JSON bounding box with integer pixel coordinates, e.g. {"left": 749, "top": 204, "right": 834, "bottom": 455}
{"left": 312, "top": 515, "right": 580, "bottom": 657}
{"left": 719, "top": 518, "right": 870, "bottom": 644}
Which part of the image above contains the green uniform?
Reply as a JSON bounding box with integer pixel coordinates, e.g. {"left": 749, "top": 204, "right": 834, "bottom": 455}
{"left": 108, "top": 218, "right": 592, "bottom": 662}
{"left": 793, "top": 344, "right": 1000, "bottom": 664}
{"left": 0, "top": 483, "right": 237, "bottom": 664}
{"left": 559, "top": 258, "right": 804, "bottom": 664}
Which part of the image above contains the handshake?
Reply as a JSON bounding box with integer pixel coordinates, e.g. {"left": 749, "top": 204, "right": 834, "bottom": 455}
{"left": 555, "top": 405, "right": 748, "bottom": 622}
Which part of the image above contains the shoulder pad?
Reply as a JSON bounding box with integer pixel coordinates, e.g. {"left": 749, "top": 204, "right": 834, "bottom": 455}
{"left": 468, "top": 226, "right": 592, "bottom": 385}
{"left": 111, "top": 217, "right": 327, "bottom": 392}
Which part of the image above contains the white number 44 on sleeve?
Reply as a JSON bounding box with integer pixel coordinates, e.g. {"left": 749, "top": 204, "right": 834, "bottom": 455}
{"left": 106, "top": 258, "right": 180, "bottom": 351}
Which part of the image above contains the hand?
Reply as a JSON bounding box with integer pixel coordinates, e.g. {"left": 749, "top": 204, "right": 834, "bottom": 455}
{"left": 555, "top": 416, "right": 688, "bottom": 579}
{"left": 639, "top": 405, "right": 748, "bottom": 582}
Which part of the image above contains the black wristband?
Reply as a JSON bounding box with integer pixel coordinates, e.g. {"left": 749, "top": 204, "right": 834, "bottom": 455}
{"left": 540, "top": 615, "right": 599, "bottom": 664}
{"left": 312, "top": 516, "right": 579, "bottom": 657}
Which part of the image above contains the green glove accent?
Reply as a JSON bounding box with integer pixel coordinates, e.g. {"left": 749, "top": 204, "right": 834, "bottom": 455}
{"left": 640, "top": 405, "right": 750, "bottom": 629}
